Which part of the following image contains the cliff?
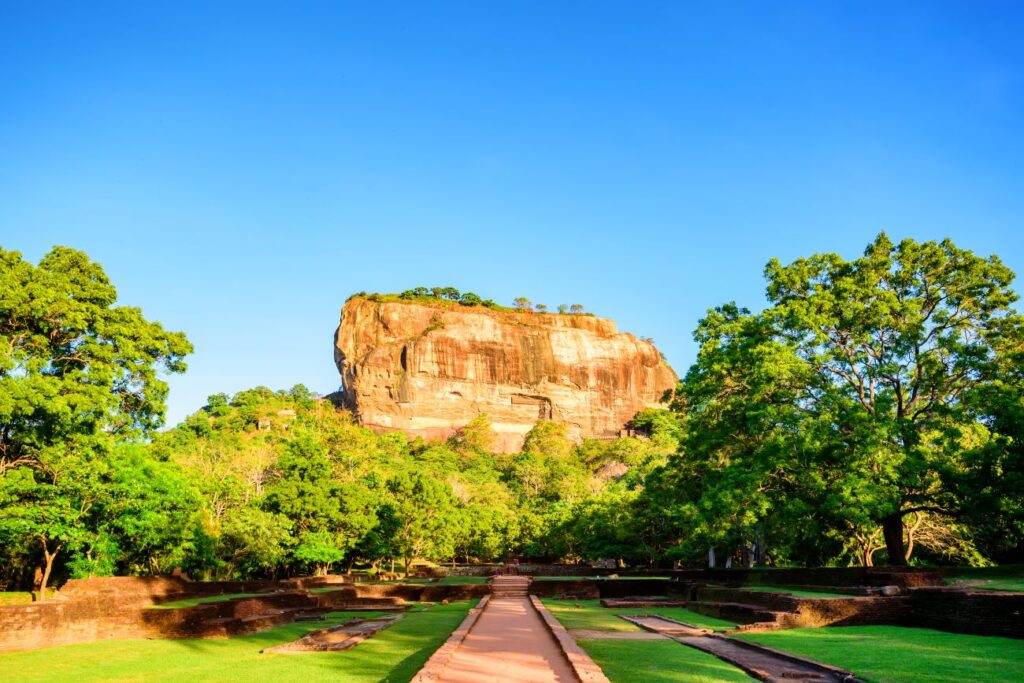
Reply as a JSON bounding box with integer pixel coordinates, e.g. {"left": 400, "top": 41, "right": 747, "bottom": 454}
{"left": 333, "top": 296, "right": 678, "bottom": 452}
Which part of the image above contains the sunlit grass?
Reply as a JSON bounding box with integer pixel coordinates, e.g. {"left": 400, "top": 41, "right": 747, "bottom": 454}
{"left": 578, "top": 639, "right": 753, "bottom": 682}
{"left": 738, "top": 585, "right": 852, "bottom": 599}
{"left": 149, "top": 593, "right": 267, "bottom": 609}
{"left": 738, "top": 625, "right": 1024, "bottom": 683}
{"left": 0, "top": 601, "right": 471, "bottom": 682}
{"left": 542, "top": 598, "right": 736, "bottom": 632}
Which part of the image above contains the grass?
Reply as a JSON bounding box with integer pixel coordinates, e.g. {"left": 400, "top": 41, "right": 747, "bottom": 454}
{"left": 149, "top": 593, "right": 267, "bottom": 609}
{"left": 945, "top": 566, "right": 1024, "bottom": 592}
{"left": 0, "top": 601, "right": 471, "bottom": 682}
{"left": 737, "top": 625, "right": 1024, "bottom": 683}
{"left": 0, "top": 592, "right": 35, "bottom": 606}
{"left": 542, "top": 599, "right": 736, "bottom": 632}
{"left": 947, "top": 577, "right": 1024, "bottom": 592}
{"left": 543, "top": 600, "right": 750, "bottom": 682}
{"left": 577, "top": 639, "right": 753, "bottom": 682}
{"left": 368, "top": 576, "right": 488, "bottom": 585}
{"left": 0, "top": 589, "right": 57, "bottom": 605}
{"left": 436, "top": 576, "right": 487, "bottom": 585}
{"left": 738, "top": 585, "right": 852, "bottom": 599}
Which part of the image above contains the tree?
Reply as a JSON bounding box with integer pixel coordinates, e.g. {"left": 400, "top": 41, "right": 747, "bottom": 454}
{"left": 0, "top": 247, "right": 192, "bottom": 597}
{"left": 0, "top": 247, "right": 192, "bottom": 467}
{"left": 676, "top": 234, "right": 1022, "bottom": 565}
{"left": 570, "top": 304, "right": 584, "bottom": 314}
{"left": 512, "top": 296, "right": 536, "bottom": 313}
{"left": 386, "top": 471, "right": 456, "bottom": 576}
{"left": 450, "top": 414, "right": 496, "bottom": 458}
{"left": 558, "top": 304, "right": 569, "bottom": 314}
{"left": 535, "top": 304, "right": 548, "bottom": 313}
{"left": 294, "top": 531, "right": 345, "bottom": 576}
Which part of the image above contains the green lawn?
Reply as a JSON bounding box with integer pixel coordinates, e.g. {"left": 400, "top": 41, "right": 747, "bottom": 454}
{"left": 543, "top": 600, "right": 750, "bottom": 682}
{"left": 738, "top": 585, "right": 852, "bottom": 599}
{"left": 947, "top": 577, "right": 1024, "bottom": 592}
{"left": 542, "top": 599, "right": 736, "bottom": 632}
{"left": 737, "top": 625, "right": 1024, "bottom": 683}
{"left": 436, "top": 576, "right": 487, "bottom": 585}
{"left": 149, "top": 593, "right": 268, "bottom": 609}
{"left": 0, "top": 592, "right": 34, "bottom": 606}
{"left": 577, "top": 639, "right": 753, "bottom": 682}
{"left": 0, "top": 602, "right": 472, "bottom": 682}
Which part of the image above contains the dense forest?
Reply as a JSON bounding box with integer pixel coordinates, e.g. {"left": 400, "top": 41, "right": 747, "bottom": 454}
{"left": 2, "top": 235, "right": 1023, "bottom": 597}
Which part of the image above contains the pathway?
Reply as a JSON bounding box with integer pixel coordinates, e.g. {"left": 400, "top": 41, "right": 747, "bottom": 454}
{"left": 433, "top": 597, "right": 578, "bottom": 683}
{"left": 622, "top": 615, "right": 861, "bottom": 683}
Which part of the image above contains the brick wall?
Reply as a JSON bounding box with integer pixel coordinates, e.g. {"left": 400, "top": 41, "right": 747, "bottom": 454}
{"left": 906, "top": 587, "right": 1024, "bottom": 638}
{"left": 669, "top": 567, "right": 944, "bottom": 588}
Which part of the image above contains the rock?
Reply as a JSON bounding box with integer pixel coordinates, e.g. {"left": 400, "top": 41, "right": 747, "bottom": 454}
{"left": 334, "top": 296, "right": 678, "bottom": 452}
{"left": 878, "top": 585, "right": 902, "bottom": 596}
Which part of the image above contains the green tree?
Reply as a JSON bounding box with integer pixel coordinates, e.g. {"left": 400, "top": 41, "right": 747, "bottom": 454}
{"left": 0, "top": 247, "right": 191, "bottom": 597}
{"left": 513, "top": 297, "right": 533, "bottom": 311}
{"left": 678, "top": 234, "right": 1022, "bottom": 565}
{"left": 570, "top": 304, "right": 584, "bottom": 314}
{"left": 386, "top": 471, "right": 456, "bottom": 576}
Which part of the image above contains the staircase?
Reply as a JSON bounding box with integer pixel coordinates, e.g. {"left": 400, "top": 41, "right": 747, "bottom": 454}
{"left": 489, "top": 575, "right": 532, "bottom": 598}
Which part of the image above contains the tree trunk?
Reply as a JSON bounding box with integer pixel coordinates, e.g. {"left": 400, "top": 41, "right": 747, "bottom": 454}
{"left": 881, "top": 514, "right": 907, "bottom": 566}
{"left": 38, "top": 540, "right": 61, "bottom": 602}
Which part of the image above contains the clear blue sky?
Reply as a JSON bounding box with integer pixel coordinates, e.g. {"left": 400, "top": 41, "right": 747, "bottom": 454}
{"left": 2, "top": 2, "right": 1022, "bottom": 427}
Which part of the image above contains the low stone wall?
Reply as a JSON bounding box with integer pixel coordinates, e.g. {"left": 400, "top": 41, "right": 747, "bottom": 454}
{"left": 0, "top": 576, "right": 492, "bottom": 652}
{"left": 0, "top": 594, "right": 176, "bottom": 652}
{"left": 527, "top": 578, "right": 669, "bottom": 600}
{"left": 906, "top": 587, "right": 1024, "bottom": 639}
{"left": 528, "top": 580, "right": 601, "bottom": 599}
{"left": 686, "top": 585, "right": 801, "bottom": 611}
{"left": 59, "top": 575, "right": 190, "bottom": 603}
{"left": 444, "top": 564, "right": 603, "bottom": 577}
{"left": 669, "top": 567, "right": 944, "bottom": 588}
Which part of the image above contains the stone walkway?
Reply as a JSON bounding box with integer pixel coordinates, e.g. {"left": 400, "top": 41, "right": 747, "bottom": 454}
{"left": 433, "top": 597, "right": 578, "bottom": 682}
{"left": 621, "top": 615, "right": 861, "bottom": 683}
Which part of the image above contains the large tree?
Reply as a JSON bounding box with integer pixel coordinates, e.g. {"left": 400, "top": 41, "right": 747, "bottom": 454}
{"left": 0, "top": 247, "right": 191, "bottom": 595}
{"left": 680, "top": 235, "right": 1021, "bottom": 565}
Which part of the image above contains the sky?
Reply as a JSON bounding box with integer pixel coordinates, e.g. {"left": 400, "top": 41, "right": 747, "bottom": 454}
{"left": 1, "top": 2, "right": 1022, "bottom": 427}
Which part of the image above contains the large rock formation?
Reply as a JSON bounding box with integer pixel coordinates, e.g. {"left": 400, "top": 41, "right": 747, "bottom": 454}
{"left": 334, "top": 296, "right": 678, "bottom": 452}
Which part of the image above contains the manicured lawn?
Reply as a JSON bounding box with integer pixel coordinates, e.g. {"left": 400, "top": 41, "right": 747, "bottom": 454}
{"left": 739, "top": 585, "right": 852, "bottom": 599}
{"left": 578, "top": 639, "right": 753, "bottom": 682}
{"left": 543, "top": 599, "right": 736, "bottom": 632}
{"left": 737, "top": 625, "right": 1024, "bottom": 683}
{"left": 149, "top": 592, "right": 267, "bottom": 609}
{"left": 437, "top": 576, "right": 487, "bottom": 585}
{"left": 0, "top": 602, "right": 472, "bottom": 682}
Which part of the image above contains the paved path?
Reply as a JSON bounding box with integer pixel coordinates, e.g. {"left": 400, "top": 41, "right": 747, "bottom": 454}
{"left": 435, "top": 597, "right": 577, "bottom": 683}
{"left": 622, "top": 615, "right": 858, "bottom": 683}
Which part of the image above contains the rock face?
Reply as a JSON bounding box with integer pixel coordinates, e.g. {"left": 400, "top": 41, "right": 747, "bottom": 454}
{"left": 334, "top": 296, "right": 678, "bottom": 452}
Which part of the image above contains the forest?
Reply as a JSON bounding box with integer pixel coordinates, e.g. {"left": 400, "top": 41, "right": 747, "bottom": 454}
{"left": 1, "top": 234, "right": 1023, "bottom": 596}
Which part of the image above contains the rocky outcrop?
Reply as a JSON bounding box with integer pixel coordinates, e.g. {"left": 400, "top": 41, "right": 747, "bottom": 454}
{"left": 333, "top": 296, "right": 678, "bottom": 452}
